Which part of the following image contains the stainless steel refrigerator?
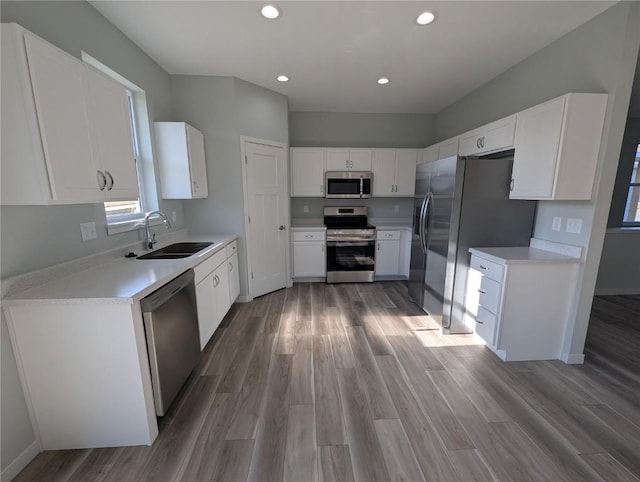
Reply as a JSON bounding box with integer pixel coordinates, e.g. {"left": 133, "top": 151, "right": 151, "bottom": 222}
{"left": 408, "top": 154, "right": 536, "bottom": 334}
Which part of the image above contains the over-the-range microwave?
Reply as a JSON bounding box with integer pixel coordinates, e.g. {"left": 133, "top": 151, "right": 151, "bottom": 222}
{"left": 324, "top": 171, "right": 373, "bottom": 199}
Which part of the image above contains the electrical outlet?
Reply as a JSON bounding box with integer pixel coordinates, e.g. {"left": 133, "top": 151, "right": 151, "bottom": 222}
{"left": 303, "top": 205, "right": 309, "bottom": 213}
{"left": 552, "top": 217, "right": 562, "bottom": 231}
{"left": 80, "top": 222, "right": 97, "bottom": 241}
{"left": 394, "top": 204, "right": 399, "bottom": 213}
{"left": 566, "top": 218, "right": 582, "bottom": 234}
{"left": 172, "top": 211, "right": 177, "bottom": 223}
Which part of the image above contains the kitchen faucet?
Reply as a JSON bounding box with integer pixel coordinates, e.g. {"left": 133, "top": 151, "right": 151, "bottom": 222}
{"left": 144, "top": 211, "right": 172, "bottom": 249}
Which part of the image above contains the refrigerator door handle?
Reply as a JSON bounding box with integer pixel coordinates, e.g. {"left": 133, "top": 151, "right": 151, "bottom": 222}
{"left": 419, "top": 192, "right": 432, "bottom": 254}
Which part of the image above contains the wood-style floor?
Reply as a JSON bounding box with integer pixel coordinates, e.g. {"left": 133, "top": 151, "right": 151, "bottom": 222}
{"left": 15, "top": 284, "right": 640, "bottom": 481}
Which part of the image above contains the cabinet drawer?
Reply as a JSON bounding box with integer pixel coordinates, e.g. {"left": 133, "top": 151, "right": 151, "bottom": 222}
{"left": 194, "top": 249, "right": 226, "bottom": 284}
{"left": 377, "top": 230, "right": 401, "bottom": 240}
{"left": 293, "top": 231, "right": 326, "bottom": 242}
{"left": 470, "top": 256, "right": 504, "bottom": 283}
{"left": 475, "top": 306, "right": 497, "bottom": 346}
{"left": 225, "top": 240, "right": 238, "bottom": 258}
{"left": 478, "top": 276, "right": 501, "bottom": 315}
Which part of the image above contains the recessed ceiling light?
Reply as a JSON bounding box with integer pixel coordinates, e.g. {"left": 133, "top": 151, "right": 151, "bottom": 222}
{"left": 377, "top": 77, "right": 390, "bottom": 85}
{"left": 416, "top": 11, "right": 435, "bottom": 25}
{"left": 277, "top": 75, "right": 289, "bottom": 82}
{"left": 261, "top": 5, "right": 280, "bottom": 19}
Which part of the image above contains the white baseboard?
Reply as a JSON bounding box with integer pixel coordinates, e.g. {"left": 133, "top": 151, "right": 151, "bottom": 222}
{"left": 561, "top": 353, "right": 585, "bottom": 364}
{"left": 1, "top": 440, "right": 40, "bottom": 481}
{"left": 594, "top": 288, "right": 640, "bottom": 296}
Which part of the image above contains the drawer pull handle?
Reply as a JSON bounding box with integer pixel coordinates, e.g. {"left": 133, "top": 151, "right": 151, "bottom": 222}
{"left": 478, "top": 289, "right": 487, "bottom": 294}
{"left": 476, "top": 319, "right": 484, "bottom": 325}
{"left": 305, "top": 235, "right": 313, "bottom": 238}
{"left": 479, "top": 264, "right": 488, "bottom": 270}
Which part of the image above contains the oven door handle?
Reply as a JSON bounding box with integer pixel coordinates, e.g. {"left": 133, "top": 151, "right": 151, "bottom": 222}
{"left": 327, "top": 240, "right": 374, "bottom": 247}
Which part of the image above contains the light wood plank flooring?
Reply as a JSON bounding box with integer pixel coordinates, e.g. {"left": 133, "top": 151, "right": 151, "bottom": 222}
{"left": 15, "top": 284, "right": 640, "bottom": 481}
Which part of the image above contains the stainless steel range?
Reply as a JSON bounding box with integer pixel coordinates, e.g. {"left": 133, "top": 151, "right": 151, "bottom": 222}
{"left": 324, "top": 207, "right": 376, "bottom": 283}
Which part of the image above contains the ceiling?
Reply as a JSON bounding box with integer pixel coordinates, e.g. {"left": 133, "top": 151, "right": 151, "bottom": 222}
{"left": 90, "top": 1, "right": 615, "bottom": 114}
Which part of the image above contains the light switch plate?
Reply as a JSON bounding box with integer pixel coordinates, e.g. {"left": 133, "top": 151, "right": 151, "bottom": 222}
{"left": 552, "top": 217, "right": 562, "bottom": 231}
{"left": 80, "top": 222, "right": 97, "bottom": 241}
{"left": 303, "top": 205, "right": 309, "bottom": 213}
{"left": 566, "top": 218, "right": 582, "bottom": 234}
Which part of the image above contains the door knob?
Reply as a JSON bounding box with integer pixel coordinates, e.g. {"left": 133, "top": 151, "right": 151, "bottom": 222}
{"left": 279, "top": 225, "right": 286, "bottom": 231}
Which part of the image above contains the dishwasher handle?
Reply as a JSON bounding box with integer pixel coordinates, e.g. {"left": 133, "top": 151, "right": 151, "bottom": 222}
{"left": 140, "top": 269, "right": 195, "bottom": 312}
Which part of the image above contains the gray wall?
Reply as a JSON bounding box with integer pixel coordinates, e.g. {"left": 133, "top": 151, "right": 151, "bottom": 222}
{"left": 0, "top": 1, "right": 177, "bottom": 472}
{"left": 290, "top": 112, "right": 434, "bottom": 148}
{"left": 170, "top": 76, "right": 289, "bottom": 297}
{"left": 289, "top": 112, "right": 433, "bottom": 220}
{"left": 433, "top": 2, "right": 640, "bottom": 359}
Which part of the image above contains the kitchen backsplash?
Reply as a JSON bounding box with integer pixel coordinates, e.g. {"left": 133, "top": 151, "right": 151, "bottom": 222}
{"left": 290, "top": 197, "right": 414, "bottom": 220}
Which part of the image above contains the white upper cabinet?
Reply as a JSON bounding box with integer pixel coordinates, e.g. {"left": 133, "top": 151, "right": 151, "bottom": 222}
{"left": 437, "top": 136, "right": 460, "bottom": 159}
{"left": 458, "top": 115, "right": 516, "bottom": 157}
{"left": 326, "top": 148, "right": 372, "bottom": 171}
{"left": 372, "top": 149, "right": 417, "bottom": 197}
{"left": 155, "top": 122, "right": 209, "bottom": 199}
{"left": 1, "top": 24, "right": 139, "bottom": 205}
{"left": 290, "top": 147, "right": 325, "bottom": 197}
{"left": 421, "top": 144, "right": 439, "bottom": 164}
{"left": 510, "top": 93, "right": 607, "bottom": 200}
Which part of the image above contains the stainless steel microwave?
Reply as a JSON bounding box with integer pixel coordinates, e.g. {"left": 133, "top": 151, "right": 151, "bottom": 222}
{"left": 325, "top": 171, "right": 373, "bottom": 199}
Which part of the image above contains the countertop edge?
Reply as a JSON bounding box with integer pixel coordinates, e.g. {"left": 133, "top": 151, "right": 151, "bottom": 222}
{"left": 469, "top": 247, "right": 582, "bottom": 265}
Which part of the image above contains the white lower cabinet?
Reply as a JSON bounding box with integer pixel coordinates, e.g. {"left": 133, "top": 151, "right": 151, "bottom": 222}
{"left": 467, "top": 249, "right": 580, "bottom": 361}
{"left": 374, "top": 229, "right": 411, "bottom": 278}
{"left": 194, "top": 240, "right": 237, "bottom": 350}
{"left": 292, "top": 230, "right": 326, "bottom": 278}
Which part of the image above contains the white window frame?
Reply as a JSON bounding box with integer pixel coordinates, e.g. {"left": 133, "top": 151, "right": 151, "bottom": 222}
{"left": 622, "top": 144, "right": 640, "bottom": 226}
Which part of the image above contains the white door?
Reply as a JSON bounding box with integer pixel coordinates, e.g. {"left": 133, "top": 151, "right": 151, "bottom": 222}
{"left": 245, "top": 141, "right": 288, "bottom": 298}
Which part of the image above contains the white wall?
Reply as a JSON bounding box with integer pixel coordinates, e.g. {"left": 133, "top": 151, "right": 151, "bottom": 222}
{"left": 169, "top": 76, "right": 289, "bottom": 298}
{"left": 0, "top": 0, "right": 176, "bottom": 473}
{"left": 433, "top": 2, "right": 640, "bottom": 360}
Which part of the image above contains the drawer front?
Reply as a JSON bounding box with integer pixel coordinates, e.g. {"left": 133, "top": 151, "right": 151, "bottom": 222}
{"left": 194, "top": 249, "right": 226, "bottom": 284}
{"left": 478, "top": 276, "right": 501, "bottom": 315}
{"left": 470, "top": 256, "right": 504, "bottom": 283}
{"left": 225, "top": 240, "right": 238, "bottom": 258}
{"left": 475, "top": 305, "right": 497, "bottom": 346}
{"left": 377, "top": 230, "right": 401, "bottom": 240}
{"left": 293, "top": 231, "right": 326, "bottom": 242}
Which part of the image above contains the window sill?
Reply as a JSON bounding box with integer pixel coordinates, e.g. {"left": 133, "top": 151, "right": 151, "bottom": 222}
{"left": 106, "top": 217, "right": 165, "bottom": 236}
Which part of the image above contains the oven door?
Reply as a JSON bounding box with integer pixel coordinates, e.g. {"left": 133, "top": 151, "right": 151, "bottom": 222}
{"left": 326, "top": 239, "right": 375, "bottom": 282}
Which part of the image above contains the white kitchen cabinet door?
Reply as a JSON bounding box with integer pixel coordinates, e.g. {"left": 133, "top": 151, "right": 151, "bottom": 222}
{"left": 375, "top": 239, "right": 401, "bottom": 276}
{"left": 155, "top": 122, "right": 209, "bottom": 199}
{"left": 228, "top": 252, "right": 240, "bottom": 304}
{"left": 372, "top": 149, "right": 396, "bottom": 196}
{"left": 23, "top": 32, "right": 100, "bottom": 203}
{"left": 293, "top": 241, "right": 326, "bottom": 277}
{"left": 421, "top": 144, "right": 439, "bottom": 164}
{"left": 400, "top": 229, "right": 412, "bottom": 278}
{"left": 196, "top": 273, "right": 217, "bottom": 350}
{"left": 83, "top": 66, "right": 139, "bottom": 201}
{"left": 438, "top": 137, "right": 459, "bottom": 159}
{"left": 458, "top": 115, "right": 516, "bottom": 157}
{"left": 213, "top": 261, "right": 231, "bottom": 324}
{"left": 510, "top": 93, "right": 607, "bottom": 200}
{"left": 291, "top": 148, "right": 325, "bottom": 197}
{"left": 326, "top": 148, "right": 372, "bottom": 171}
{"left": 395, "top": 149, "right": 417, "bottom": 196}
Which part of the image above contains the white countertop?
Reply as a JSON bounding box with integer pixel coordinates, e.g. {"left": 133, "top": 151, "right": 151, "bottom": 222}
{"left": 4, "top": 234, "right": 237, "bottom": 306}
{"left": 469, "top": 246, "right": 581, "bottom": 265}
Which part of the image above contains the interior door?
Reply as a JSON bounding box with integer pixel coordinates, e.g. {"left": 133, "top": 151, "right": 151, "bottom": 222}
{"left": 245, "top": 141, "right": 288, "bottom": 298}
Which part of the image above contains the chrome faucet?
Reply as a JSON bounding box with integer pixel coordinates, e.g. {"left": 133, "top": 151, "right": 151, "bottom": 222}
{"left": 144, "top": 211, "right": 172, "bottom": 249}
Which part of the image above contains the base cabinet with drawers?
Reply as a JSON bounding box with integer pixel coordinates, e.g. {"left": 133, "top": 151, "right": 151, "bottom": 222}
{"left": 292, "top": 229, "right": 326, "bottom": 278}
{"left": 467, "top": 247, "right": 580, "bottom": 361}
{"left": 194, "top": 239, "right": 239, "bottom": 349}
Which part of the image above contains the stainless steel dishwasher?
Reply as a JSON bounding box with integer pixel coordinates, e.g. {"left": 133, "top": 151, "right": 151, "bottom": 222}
{"left": 141, "top": 269, "right": 201, "bottom": 416}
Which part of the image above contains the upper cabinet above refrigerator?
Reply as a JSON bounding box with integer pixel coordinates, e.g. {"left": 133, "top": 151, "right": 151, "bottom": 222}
{"left": 155, "top": 122, "right": 209, "bottom": 199}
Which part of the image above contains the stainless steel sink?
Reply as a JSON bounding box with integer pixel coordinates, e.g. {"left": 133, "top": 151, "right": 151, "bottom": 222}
{"left": 137, "top": 242, "right": 215, "bottom": 260}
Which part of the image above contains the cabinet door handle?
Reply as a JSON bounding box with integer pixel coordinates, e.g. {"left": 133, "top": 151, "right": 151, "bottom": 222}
{"left": 377, "top": 242, "right": 381, "bottom": 251}
{"left": 97, "top": 170, "right": 107, "bottom": 191}
{"left": 193, "top": 180, "right": 198, "bottom": 192}
{"left": 476, "top": 319, "right": 484, "bottom": 325}
{"left": 478, "top": 289, "right": 487, "bottom": 294}
{"left": 320, "top": 184, "right": 323, "bottom": 194}
{"left": 479, "top": 265, "right": 488, "bottom": 270}
{"left": 322, "top": 244, "right": 325, "bottom": 252}
{"left": 279, "top": 225, "right": 286, "bottom": 231}
{"left": 509, "top": 178, "right": 515, "bottom": 191}
{"left": 214, "top": 274, "right": 220, "bottom": 287}
{"left": 229, "top": 262, "right": 233, "bottom": 272}
{"left": 105, "top": 171, "right": 114, "bottom": 190}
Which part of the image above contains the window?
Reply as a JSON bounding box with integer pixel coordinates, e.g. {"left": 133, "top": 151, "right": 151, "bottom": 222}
{"left": 103, "top": 90, "right": 144, "bottom": 222}
{"left": 622, "top": 143, "right": 640, "bottom": 225}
